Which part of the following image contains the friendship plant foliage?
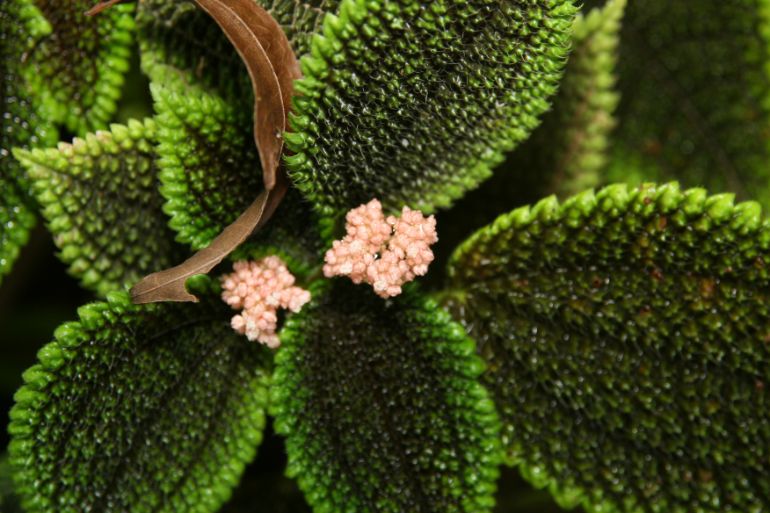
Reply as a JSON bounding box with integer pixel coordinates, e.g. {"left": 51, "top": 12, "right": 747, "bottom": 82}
{"left": 1, "top": 0, "right": 769, "bottom": 513}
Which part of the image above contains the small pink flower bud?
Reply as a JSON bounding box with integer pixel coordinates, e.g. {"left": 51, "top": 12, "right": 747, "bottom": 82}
{"left": 323, "top": 199, "right": 438, "bottom": 298}
{"left": 221, "top": 256, "right": 311, "bottom": 348}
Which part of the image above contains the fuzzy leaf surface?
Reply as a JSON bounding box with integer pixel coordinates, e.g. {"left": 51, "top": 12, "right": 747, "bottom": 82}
{"left": 23, "top": 0, "right": 134, "bottom": 135}
{"left": 153, "top": 84, "right": 325, "bottom": 273}
{"left": 137, "top": 0, "right": 339, "bottom": 107}
{"left": 605, "top": 0, "right": 770, "bottom": 204}
{"left": 499, "top": 0, "right": 624, "bottom": 197}
{"left": 285, "top": 0, "right": 576, "bottom": 215}
{"left": 9, "top": 291, "right": 271, "bottom": 513}
{"left": 0, "top": 0, "right": 57, "bottom": 284}
{"left": 446, "top": 182, "right": 770, "bottom": 513}
{"left": 14, "top": 119, "right": 183, "bottom": 296}
{"left": 272, "top": 281, "right": 501, "bottom": 513}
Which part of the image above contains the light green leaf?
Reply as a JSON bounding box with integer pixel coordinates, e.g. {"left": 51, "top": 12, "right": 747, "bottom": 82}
{"left": 23, "top": 0, "right": 135, "bottom": 135}
{"left": 14, "top": 119, "right": 184, "bottom": 296}
{"left": 500, "top": 0, "right": 625, "bottom": 197}
{"left": 1, "top": 0, "right": 58, "bottom": 285}
{"left": 153, "top": 84, "right": 326, "bottom": 274}
{"left": 445, "top": 182, "right": 770, "bottom": 513}
{"left": 285, "top": 0, "right": 576, "bottom": 216}
{"left": 9, "top": 290, "right": 271, "bottom": 513}
{"left": 605, "top": 1, "right": 770, "bottom": 204}
{"left": 271, "top": 281, "right": 501, "bottom": 513}
{"left": 137, "top": 0, "right": 339, "bottom": 105}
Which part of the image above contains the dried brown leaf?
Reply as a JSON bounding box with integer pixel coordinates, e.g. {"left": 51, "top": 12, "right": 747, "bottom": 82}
{"left": 84, "top": 0, "right": 128, "bottom": 16}
{"left": 130, "top": 178, "right": 288, "bottom": 303}
{"left": 193, "top": 0, "right": 298, "bottom": 191}
{"left": 127, "top": 1, "right": 303, "bottom": 304}
{"left": 219, "top": 0, "right": 302, "bottom": 123}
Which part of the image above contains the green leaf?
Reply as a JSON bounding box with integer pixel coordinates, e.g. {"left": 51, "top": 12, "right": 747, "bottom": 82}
{"left": 604, "top": 1, "right": 770, "bottom": 204}
{"left": 271, "top": 280, "right": 501, "bottom": 513}
{"left": 14, "top": 119, "right": 184, "bottom": 296}
{"left": 136, "top": 0, "right": 339, "bottom": 106}
{"left": 9, "top": 290, "right": 271, "bottom": 513}
{"left": 23, "top": 0, "right": 135, "bottom": 135}
{"left": 445, "top": 182, "right": 770, "bottom": 513}
{"left": 499, "top": 0, "right": 625, "bottom": 198}
{"left": 1, "top": 0, "right": 58, "bottom": 284}
{"left": 153, "top": 84, "right": 326, "bottom": 274}
{"left": 285, "top": 0, "right": 576, "bottom": 216}
{"left": 0, "top": 186, "right": 37, "bottom": 283}
{"left": 0, "top": 456, "right": 23, "bottom": 513}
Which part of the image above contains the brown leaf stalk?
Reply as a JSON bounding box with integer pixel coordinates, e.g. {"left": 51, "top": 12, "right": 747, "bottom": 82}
{"left": 85, "top": 0, "right": 129, "bottom": 16}
{"left": 131, "top": 178, "right": 288, "bottom": 303}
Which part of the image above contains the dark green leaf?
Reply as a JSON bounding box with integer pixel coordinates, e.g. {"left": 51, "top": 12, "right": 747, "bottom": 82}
{"left": 23, "top": 0, "right": 135, "bottom": 135}
{"left": 14, "top": 119, "right": 184, "bottom": 296}
{"left": 499, "top": 0, "right": 625, "bottom": 198}
{"left": 153, "top": 84, "right": 326, "bottom": 274}
{"left": 1, "top": 0, "right": 58, "bottom": 284}
{"left": 9, "top": 291, "right": 271, "bottom": 513}
{"left": 605, "top": 1, "right": 770, "bottom": 204}
{"left": 0, "top": 186, "right": 37, "bottom": 284}
{"left": 272, "top": 280, "right": 502, "bottom": 513}
{"left": 284, "top": 0, "right": 576, "bottom": 216}
{"left": 445, "top": 182, "right": 770, "bottom": 513}
{"left": 0, "top": 456, "right": 23, "bottom": 513}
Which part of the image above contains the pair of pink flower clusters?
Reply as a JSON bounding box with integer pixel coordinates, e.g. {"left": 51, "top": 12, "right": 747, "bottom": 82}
{"left": 323, "top": 199, "right": 438, "bottom": 298}
{"left": 220, "top": 199, "right": 438, "bottom": 347}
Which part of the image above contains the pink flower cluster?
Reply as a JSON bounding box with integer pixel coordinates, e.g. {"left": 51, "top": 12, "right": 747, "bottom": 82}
{"left": 323, "top": 199, "right": 438, "bottom": 298}
{"left": 220, "top": 257, "right": 311, "bottom": 348}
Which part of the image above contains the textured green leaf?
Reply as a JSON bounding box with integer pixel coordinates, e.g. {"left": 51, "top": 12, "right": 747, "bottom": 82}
{"left": 23, "top": 0, "right": 135, "bottom": 135}
{"left": 14, "top": 119, "right": 184, "bottom": 296}
{"left": 285, "top": 0, "right": 576, "bottom": 216}
{"left": 137, "top": 0, "right": 339, "bottom": 105}
{"left": 272, "top": 280, "right": 501, "bottom": 513}
{"left": 499, "top": 0, "right": 625, "bottom": 198}
{"left": 604, "top": 1, "right": 770, "bottom": 204}
{"left": 0, "top": 186, "right": 36, "bottom": 283}
{"left": 445, "top": 182, "right": 770, "bottom": 513}
{"left": 9, "top": 290, "right": 271, "bottom": 513}
{"left": 153, "top": 84, "right": 326, "bottom": 274}
{"left": 1, "top": 0, "right": 58, "bottom": 284}
{"left": 0, "top": 456, "right": 23, "bottom": 513}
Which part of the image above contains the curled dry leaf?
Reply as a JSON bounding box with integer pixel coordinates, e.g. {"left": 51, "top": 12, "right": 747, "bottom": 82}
{"left": 131, "top": 177, "right": 288, "bottom": 303}
{"left": 88, "top": 0, "right": 299, "bottom": 189}
{"left": 129, "top": 0, "right": 301, "bottom": 303}
{"left": 194, "top": 0, "right": 300, "bottom": 190}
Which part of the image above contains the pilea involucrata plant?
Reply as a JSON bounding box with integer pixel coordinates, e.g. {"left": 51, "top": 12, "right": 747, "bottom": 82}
{"left": 1, "top": 0, "right": 769, "bottom": 512}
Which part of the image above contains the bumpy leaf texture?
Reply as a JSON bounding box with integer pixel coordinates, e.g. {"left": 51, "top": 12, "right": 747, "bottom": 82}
{"left": 9, "top": 291, "right": 271, "bottom": 513}
{"left": 604, "top": 0, "right": 770, "bottom": 204}
{"left": 0, "top": 0, "right": 57, "bottom": 284}
{"left": 153, "top": 83, "right": 326, "bottom": 274}
{"left": 272, "top": 281, "right": 501, "bottom": 513}
{"left": 14, "top": 119, "right": 183, "bottom": 296}
{"left": 499, "top": 0, "right": 624, "bottom": 198}
{"left": 284, "top": 0, "right": 576, "bottom": 216}
{"left": 136, "top": 0, "right": 339, "bottom": 108}
{"left": 0, "top": 456, "right": 23, "bottom": 513}
{"left": 445, "top": 182, "right": 770, "bottom": 513}
{"left": 22, "top": 0, "right": 134, "bottom": 135}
